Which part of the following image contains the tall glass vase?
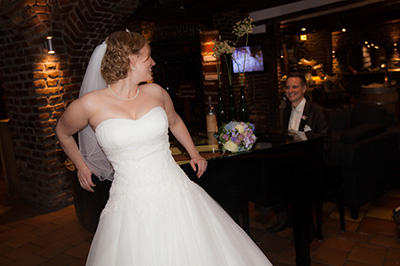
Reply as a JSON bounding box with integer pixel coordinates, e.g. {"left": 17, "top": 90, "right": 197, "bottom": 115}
{"left": 239, "top": 85, "right": 249, "bottom": 122}
{"left": 217, "top": 86, "right": 226, "bottom": 128}
{"left": 228, "top": 85, "right": 237, "bottom": 121}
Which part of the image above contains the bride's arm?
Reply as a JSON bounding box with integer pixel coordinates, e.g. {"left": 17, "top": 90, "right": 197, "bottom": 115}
{"left": 56, "top": 97, "right": 96, "bottom": 192}
{"left": 162, "top": 89, "right": 207, "bottom": 178}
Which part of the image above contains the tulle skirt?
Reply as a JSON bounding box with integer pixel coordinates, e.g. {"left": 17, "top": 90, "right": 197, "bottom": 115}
{"left": 86, "top": 179, "right": 272, "bottom": 266}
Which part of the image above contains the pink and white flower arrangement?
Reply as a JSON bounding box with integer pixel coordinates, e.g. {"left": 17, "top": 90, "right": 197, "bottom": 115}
{"left": 216, "top": 121, "right": 257, "bottom": 153}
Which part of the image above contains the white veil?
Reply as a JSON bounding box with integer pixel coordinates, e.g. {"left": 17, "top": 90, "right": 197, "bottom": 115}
{"left": 78, "top": 41, "right": 114, "bottom": 181}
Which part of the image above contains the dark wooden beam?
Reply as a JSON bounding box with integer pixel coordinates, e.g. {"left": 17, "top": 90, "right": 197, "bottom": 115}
{"left": 127, "top": 0, "right": 302, "bottom": 24}
{"left": 280, "top": 0, "right": 400, "bottom": 35}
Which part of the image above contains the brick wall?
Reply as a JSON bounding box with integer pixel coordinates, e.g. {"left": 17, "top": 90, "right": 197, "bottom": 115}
{"left": 0, "top": 0, "right": 141, "bottom": 210}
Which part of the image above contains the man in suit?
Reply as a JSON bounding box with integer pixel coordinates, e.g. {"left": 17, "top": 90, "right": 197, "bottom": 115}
{"left": 267, "top": 72, "right": 331, "bottom": 233}
{"left": 282, "top": 72, "right": 330, "bottom": 136}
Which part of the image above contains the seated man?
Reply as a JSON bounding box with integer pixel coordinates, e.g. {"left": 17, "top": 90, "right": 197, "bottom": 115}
{"left": 282, "top": 72, "right": 330, "bottom": 137}
{"left": 268, "top": 72, "right": 331, "bottom": 233}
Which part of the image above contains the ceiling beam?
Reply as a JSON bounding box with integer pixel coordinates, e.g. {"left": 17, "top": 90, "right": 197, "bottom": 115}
{"left": 250, "top": 0, "right": 347, "bottom": 22}
{"left": 279, "top": 0, "right": 387, "bottom": 24}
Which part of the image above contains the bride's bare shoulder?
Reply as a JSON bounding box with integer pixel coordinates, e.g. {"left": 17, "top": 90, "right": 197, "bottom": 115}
{"left": 140, "top": 83, "right": 167, "bottom": 96}
{"left": 140, "top": 83, "right": 163, "bottom": 91}
{"left": 73, "top": 88, "right": 108, "bottom": 110}
{"left": 79, "top": 88, "right": 108, "bottom": 101}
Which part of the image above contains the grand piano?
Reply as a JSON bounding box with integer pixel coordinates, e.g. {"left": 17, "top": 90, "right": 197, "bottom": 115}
{"left": 71, "top": 131, "right": 324, "bottom": 266}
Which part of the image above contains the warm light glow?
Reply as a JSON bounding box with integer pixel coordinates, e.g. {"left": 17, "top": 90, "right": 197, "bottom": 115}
{"left": 394, "top": 43, "right": 398, "bottom": 46}
{"left": 375, "top": 46, "right": 379, "bottom": 49}
{"left": 46, "top": 36, "right": 55, "bottom": 54}
{"left": 300, "top": 34, "right": 307, "bottom": 41}
{"left": 301, "top": 28, "right": 306, "bottom": 31}
{"left": 342, "top": 28, "right": 346, "bottom": 32}
{"left": 365, "top": 41, "right": 368, "bottom": 44}
{"left": 381, "top": 63, "right": 387, "bottom": 68}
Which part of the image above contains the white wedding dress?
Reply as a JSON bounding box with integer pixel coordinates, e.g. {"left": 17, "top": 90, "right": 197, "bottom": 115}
{"left": 86, "top": 106, "right": 272, "bottom": 266}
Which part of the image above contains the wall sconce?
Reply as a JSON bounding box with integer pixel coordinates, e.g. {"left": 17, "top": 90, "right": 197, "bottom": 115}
{"left": 46, "top": 36, "right": 55, "bottom": 54}
{"left": 300, "top": 34, "right": 307, "bottom": 41}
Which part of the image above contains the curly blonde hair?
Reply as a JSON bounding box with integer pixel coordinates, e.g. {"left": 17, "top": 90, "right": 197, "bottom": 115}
{"left": 101, "top": 31, "right": 149, "bottom": 84}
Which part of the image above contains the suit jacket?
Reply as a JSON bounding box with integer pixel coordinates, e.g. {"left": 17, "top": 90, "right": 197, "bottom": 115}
{"left": 282, "top": 99, "right": 330, "bottom": 137}
{"left": 283, "top": 99, "right": 332, "bottom": 160}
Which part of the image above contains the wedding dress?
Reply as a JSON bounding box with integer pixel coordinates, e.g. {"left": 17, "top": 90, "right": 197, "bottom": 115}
{"left": 86, "top": 106, "right": 272, "bottom": 266}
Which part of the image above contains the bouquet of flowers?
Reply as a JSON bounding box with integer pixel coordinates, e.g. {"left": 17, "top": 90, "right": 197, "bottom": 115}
{"left": 216, "top": 121, "right": 257, "bottom": 153}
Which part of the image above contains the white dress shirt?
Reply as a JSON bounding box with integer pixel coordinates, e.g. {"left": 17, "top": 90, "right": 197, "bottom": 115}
{"left": 288, "top": 98, "right": 306, "bottom": 131}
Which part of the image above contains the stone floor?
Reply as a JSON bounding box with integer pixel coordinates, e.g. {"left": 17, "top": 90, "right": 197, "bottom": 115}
{"left": 0, "top": 177, "right": 399, "bottom": 265}
{"left": 249, "top": 188, "right": 400, "bottom": 265}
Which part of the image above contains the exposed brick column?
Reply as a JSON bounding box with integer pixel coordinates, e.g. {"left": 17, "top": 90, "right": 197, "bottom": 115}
{"left": 0, "top": 0, "right": 141, "bottom": 210}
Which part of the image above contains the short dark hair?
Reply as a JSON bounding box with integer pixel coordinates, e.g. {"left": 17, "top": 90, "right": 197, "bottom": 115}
{"left": 287, "top": 72, "right": 307, "bottom": 87}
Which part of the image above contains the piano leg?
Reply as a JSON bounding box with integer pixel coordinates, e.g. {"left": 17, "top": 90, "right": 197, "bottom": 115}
{"left": 291, "top": 199, "right": 312, "bottom": 266}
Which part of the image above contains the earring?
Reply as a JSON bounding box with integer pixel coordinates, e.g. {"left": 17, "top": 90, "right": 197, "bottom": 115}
{"left": 132, "top": 67, "right": 136, "bottom": 71}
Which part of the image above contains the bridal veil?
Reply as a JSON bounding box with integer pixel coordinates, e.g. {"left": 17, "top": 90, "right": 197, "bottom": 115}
{"left": 78, "top": 42, "right": 114, "bottom": 181}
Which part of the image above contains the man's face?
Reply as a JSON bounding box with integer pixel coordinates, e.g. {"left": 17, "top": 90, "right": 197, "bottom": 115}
{"left": 286, "top": 77, "right": 307, "bottom": 107}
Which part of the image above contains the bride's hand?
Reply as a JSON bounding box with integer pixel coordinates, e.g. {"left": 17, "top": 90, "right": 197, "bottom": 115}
{"left": 77, "top": 166, "right": 96, "bottom": 192}
{"left": 190, "top": 155, "right": 208, "bottom": 178}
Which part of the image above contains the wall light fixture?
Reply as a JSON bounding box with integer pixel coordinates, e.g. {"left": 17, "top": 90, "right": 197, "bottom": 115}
{"left": 46, "top": 36, "right": 55, "bottom": 54}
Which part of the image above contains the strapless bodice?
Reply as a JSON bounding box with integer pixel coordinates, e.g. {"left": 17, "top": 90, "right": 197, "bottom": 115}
{"left": 95, "top": 106, "right": 180, "bottom": 181}
{"left": 95, "top": 106, "right": 188, "bottom": 213}
{"left": 96, "top": 106, "right": 169, "bottom": 163}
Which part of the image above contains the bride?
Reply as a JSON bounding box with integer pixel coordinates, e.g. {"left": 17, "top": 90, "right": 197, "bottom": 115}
{"left": 56, "top": 30, "right": 272, "bottom": 266}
